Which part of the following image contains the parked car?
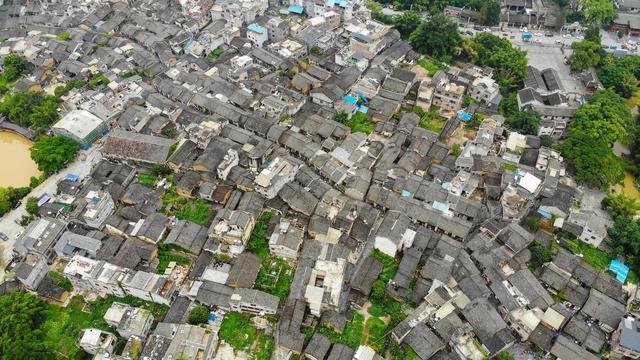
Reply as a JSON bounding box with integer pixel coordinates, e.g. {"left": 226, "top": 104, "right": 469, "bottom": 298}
{"left": 0, "top": 232, "right": 7, "bottom": 241}
{"left": 12, "top": 201, "right": 21, "bottom": 209}
{"left": 465, "top": 30, "right": 474, "bottom": 36}
{"left": 545, "top": 32, "right": 554, "bottom": 37}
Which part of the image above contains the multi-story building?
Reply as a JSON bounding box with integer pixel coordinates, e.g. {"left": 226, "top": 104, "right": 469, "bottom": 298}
{"left": 266, "top": 17, "right": 289, "bottom": 43}
{"left": 247, "top": 24, "right": 268, "bottom": 48}
{"left": 431, "top": 71, "right": 466, "bottom": 113}
{"left": 254, "top": 157, "right": 300, "bottom": 199}
{"left": 64, "top": 255, "right": 127, "bottom": 297}
{"left": 104, "top": 302, "right": 155, "bottom": 340}
{"left": 82, "top": 190, "right": 115, "bottom": 229}
{"left": 77, "top": 329, "right": 117, "bottom": 355}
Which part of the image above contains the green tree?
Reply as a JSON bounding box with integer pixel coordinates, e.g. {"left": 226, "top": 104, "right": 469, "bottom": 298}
{"left": 333, "top": 110, "right": 349, "bottom": 124}
{"left": 540, "top": 135, "right": 554, "bottom": 147}
{"left": 559, "top": 134, "right": 624, "bottom": 189}
{"left": 410, "top": 14, "right": 462, "bottom": 60}
{"left": 568, "top": 89, "right": 634, "bottom": 145}
{"left": 602, "top": 194, "right": 640, "bottom": 219}
{"left": 582, "top": 0, "right": 617, "bottom": 25}
{"left": 584, "top": 26, "right": 601, "bottom": 43}
{"left": 394, "top": 11, "right": 423, "bottom": 39}
{"left": 569, "top": 39, "right": 604, "bottom": 71}
{"left": 613, "top": 55, "right": 640, "bottom": 78}
{"left": 506, "top": 110, "right": 540, "bottom": 135}
{"left": 470, "top": 33, "right": 527, "bottom": 92}
{"left": 25, "top": 197, "right": 39, "bottom": 215}
{"left": 2, "top": 53, "right": 29, "bottom": 81}
{"left": 608, "top": 217, "right": 640, "bottom": 269}
{"left": 30, "top": 135, "right": 80, "bottom": 175}
{"left": 529, "top": 241, "right": 553, "bottom": 268}
{"left": 497, "top": 352, "right": 516, "bottom": 360}
{"left": 0, "top": 290, "right": 52, "bottom": 359}
{"left": 479, "top": 0, "right": 501, "bottom": 26}
{"left": 618, "top": 30, "right": 625, "bottom": 39}
{"left": 597, "top": 65, "right": 638, "bottom": 98}
{"left": 188, "top": 306, "right": 210, "bottom": 325}
{"left": 56, "top": 32, "right": 71, "bottom": 41}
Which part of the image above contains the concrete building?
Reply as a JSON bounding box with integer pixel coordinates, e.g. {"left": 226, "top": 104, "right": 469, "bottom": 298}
{"left": 52, "top": 109, "right": 107, "bottom": 146}
{"left": 104, "top": 302, "right": 155, "bottom": 340}
{"left": 14, "top": 217, "right": 67, "bottom": 263}
{"left": 77, "top": 329, "right": 117, "bottom": 355}
{"left": 431, "top": 71, "right": 465, "bottom": 113}
{"left": 121, "top": 270, "right": 177, "bottom": 305}
{"left": 374, "top": 211, "right": 415, "bottom": 257}
{"left": 269, "top": 220, "right": 305, "bottom": 260}
{"left": 64, "top": 255, "right": 127, "bottom": 297}
{"left": 469, "top": 76, "right": 500, "bottom": 104}
{"left": 247, "top": 24, "right": 268, "bottom": 48}
{"left": 254, "top": 157, "right": 300, "bottom": 199}
{"left": 266, "top": 17, "right": 289, "bottom": 43}
{"left": 612, "top": 316, "right": 640, "bottom": 359}
{"left": 14, "top": 253, "right": 49, "bottom": 291}
{"left": 229, "top": 288, "right": 280, "bottom": 315}
{"left": 82, "top": 190, "right": 115, "bottom": 229}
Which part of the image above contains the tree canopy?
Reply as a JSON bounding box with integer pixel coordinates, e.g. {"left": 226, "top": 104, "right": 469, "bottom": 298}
{"left": 478, "top": 0, "right": 501, "bottom": 26}
{"left": 0, "top": 291, "right": 52, "bottom": 360}
{"left": 506, "top": 110, "right": 540, "bottom": 135}
{"left": 188, "top": 305, "right": 210, "bottom": 325}
{"left": 569, "top": 39, "right": 604, "bottom": 71}
{"left": 468, "top": 33, "right": 527, "bottom": 92}
{"left": 410, "top": 14, "right": 461, "bottom": 60}
{"left": 30, "top": 135, "right": 80, "bottom": 175}
{"left": 0, "top": 92, "right": 60, "bottom": 133}
{"left": 602, "top": 193, "right": 640, "bottom": 219}
{"left": 582, "top": 0, "right": 617, "bottom": 25}
{"left": 2, "top": 53, "right": 29, "bottom": 81}
{"left": 559, "top": 133, "right": 624, "bottom": 189}
{"left": 597, "top": 65, "right": 638, "bottom": 98}
{"left": 568, "top": 89, "right": 634, "bottom": 145}
{"left": 394, "top": 11, "right": 423, "bottom": 39}
{"left": 608, "top": 217, "right": 640, "bottom": 269}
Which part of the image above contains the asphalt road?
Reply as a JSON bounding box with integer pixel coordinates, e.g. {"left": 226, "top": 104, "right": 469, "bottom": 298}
{"left": 0, "top": 144, "right": 102, "bottom": 281}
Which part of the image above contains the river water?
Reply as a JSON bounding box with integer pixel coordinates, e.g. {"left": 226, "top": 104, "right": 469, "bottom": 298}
{"left": 0, "top": 131, "right": 40, "bottom": 187}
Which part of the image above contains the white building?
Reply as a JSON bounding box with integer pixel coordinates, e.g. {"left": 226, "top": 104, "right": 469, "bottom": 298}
{"left": 254, "top": 157, "right": 300, "bottom": 199}
{"left": 469, "top": 76, "right": 500, "bottom": 104}
{"left": 82, "top": 190, "right": 115, "bottom": 229}
{"left": 77, "top": 329, "right": 117, "bottom": 355}
{"left": 247, "top": 24, "right": 268, "bottom": 48}
{"left": 52, "top": 109, "right": 107, "bottom": 146}
{"left": 104, "top": 302, "right": 155, "bottom": 340}
{"left": 373, "top": 210, "right": 414, "bottom": 257}
{"left": 64, "top": 255, "right": 126, "bottom": 297}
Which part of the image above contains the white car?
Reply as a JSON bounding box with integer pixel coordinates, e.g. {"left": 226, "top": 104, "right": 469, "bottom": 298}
{"left": 535, "top": 32, "right": 543, "bottom": 36}
{"left": 575, "top": 35, "right": 584, "bottom": 39}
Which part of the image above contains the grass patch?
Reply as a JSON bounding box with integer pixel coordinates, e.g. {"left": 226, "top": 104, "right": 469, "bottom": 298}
{"left": 346, "top": 112, "right": 375, "bottom": 134}
{"left": 219, "top": 312, "right": 256, "bottom": 350}
{"left": 41, "top": 295, "right": 167, "bottom": 358}
{"left": 252, "top": 331, "right": 275, "bottom": 360}
{"left": 208, "top": 46, "right": 224, "bottom": 60}
{"left": 156, "top": 251, "right": 191, "bottom": 274}
{"left": 255, "top": 257, "right": 294, "bottom": 298}
{"left": 56, "top": 32, "right": 71, "bottom": 41}
{"left": 364, "top": 317, "right": 386, "bottom": 350}
{"left": 137, "top": 172, "right": 157, "bottom": 186}
{"left": 367, "top": 303, "right": 387, "bottom": 317}
{"left": 567, "top": 238, "right": 612, "bottom": 271}
{"left": 417, "top": 58, "right": 448, "bottom": 76}
{"left": 371, "top": 249, "right": 399, "bottom": 282}
{"left": 503, "top": 163, "right": 517, "bottom": 172}
{"left": 318, "top": 311, "right": 364, "bottom": 348}
{"left": 171, "top": 199, "right": 213, "bottom": 225}
{"left": 246, "top": 212, "right": 275, "bottom": 261}
{"left": 48, "top": 271, "right": 72, "bottom": 291}
{"left": 418, "top": 112, "right": 446, "bottom": 133}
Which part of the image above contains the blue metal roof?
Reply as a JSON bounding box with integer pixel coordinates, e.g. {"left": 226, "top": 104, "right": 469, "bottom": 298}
{"left": 248, "top": 24, "right": 265, "bottom": 34}
{"left": 288, "top": 5, "right": 304, "bottom": 14}
{"left": 457, "top": 111, "right": 472, "bottom": 122}
{"left": 343, "top": 95, "right": 357, "bottom": 105}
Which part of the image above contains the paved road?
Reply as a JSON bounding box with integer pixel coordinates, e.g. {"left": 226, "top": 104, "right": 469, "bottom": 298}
{"left": 0, "top": 145, "right": 102, "bottom": 281}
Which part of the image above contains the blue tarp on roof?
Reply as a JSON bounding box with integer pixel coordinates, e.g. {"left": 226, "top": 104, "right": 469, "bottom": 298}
{"left": 288, "top": 5, "right": 304, "bottom": 14}
{"left": 65, "top": 173, "right": 79, "bottom": 181}
{"left": 522, "top": 32, "right": 532, "bottom": 39}
{"left": 609, "top": 260, "right": 630, "bottom": 283}
{"left": 402, "top": 190, "right": 410, "bottom": 197}
{"left": 457, "top": 111, "right": 472, "bottom": 122}
{"left": 356, "top": 105, "right": 368, "bottom": 113}
{"left": 537, "top": 209, "right": 552, "bottom": 219}
{"left": 248, "top": 24, "right": 265, "bottom": 34}
{"left": 344, "top": 95, "right": 357, "bottom": 105}
{"left": 357, "top": 91, "right": 368, "bottom": 104}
